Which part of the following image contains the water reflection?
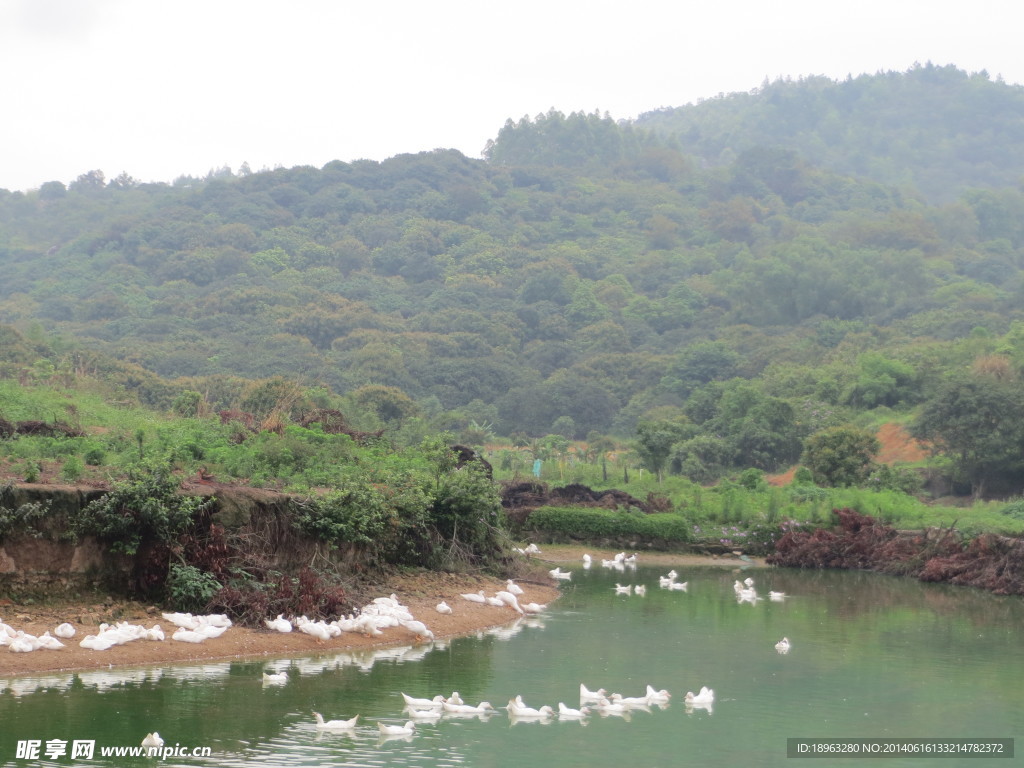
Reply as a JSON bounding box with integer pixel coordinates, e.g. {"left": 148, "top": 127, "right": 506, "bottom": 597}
{"left": 2, "top": 567, "right": 1024, "bottom": 768}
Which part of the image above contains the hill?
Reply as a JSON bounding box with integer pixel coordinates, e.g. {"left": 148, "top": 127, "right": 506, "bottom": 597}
{"left": 3, "top": 65, "right": 1024, "bottom": 494}
{"left": 635, "top": 63, "right": 1024, "bottom": 203}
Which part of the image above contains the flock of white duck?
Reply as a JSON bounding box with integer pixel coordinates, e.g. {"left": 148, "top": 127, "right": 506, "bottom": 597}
{"left": 0, "top": 612, "right": 235, "bottom": 653}
{"left": 2, "top": 583, "right": 527, "bottom": 659}
{"left": 297, "top": 681, "right": 687, "bottom": 741}
{"left": 272, "top": 552, "right": 795, "bottom": 742}
{"left": 6, "top": 547, "right": 794, "bottom": 748}
{"left": 261, "top": 593, "right": 440, "bottom": 644}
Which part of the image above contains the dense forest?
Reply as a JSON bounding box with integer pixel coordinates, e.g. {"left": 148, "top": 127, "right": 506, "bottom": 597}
{"left": 4, "top": 63, "right": 1024, "bottom": 497}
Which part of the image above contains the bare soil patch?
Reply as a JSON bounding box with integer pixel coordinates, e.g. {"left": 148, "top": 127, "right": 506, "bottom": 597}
{"left": 767, "top": 422, "right": 929, "bottom": 486}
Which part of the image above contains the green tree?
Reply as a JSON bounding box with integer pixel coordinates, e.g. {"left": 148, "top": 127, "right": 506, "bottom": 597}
{"left": 635, "top": 419, "right": 692, "bottom": 482}
{"left": 844, "top": 352, "right": 917, "bottom": 408}
{"left": 350, "top": 385, "right": 419, "bottom": 425}
{"left": 801, "top": 426, "right": 880, "bottom": 487}
{"left": 912, "top": 373, "right": 1024, "bottom": 497}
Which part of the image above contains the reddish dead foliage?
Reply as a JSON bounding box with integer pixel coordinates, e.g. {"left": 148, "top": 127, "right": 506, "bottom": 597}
{"left": 768, "top": 508, "right": 1024, "bottom": 595}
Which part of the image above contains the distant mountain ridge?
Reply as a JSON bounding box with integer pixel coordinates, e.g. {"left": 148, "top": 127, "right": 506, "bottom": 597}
{"left": 634, "top": 62, "right": 1024, "bottom": 202}
{"left": 2, "top": 64, "right": 1024, "bottom": 484}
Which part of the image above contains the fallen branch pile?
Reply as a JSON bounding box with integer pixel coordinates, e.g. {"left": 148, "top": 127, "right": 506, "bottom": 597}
{"left": 768, "top": 508, "right": 1024, "bottom": 595}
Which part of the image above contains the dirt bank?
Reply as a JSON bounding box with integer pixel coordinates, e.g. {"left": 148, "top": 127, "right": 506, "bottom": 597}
{"left": 0, "top": 570, "right": 559, "bottom": 678}
{"left": 0, "top": 547, "right": 757, "bottom": 679}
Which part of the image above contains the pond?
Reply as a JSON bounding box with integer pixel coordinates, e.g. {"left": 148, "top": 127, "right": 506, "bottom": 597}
{"left": 2, "top": 563, "right": 1022, "bottom": 767}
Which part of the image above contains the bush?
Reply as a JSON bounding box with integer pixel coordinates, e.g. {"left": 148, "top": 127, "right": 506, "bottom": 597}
{"left": 72, "top": 459, "right": 213, "bottom": 555}
{"left": 84, "top": 447, "right": 106, "bottom": 466}
{"left": 0, "top": 486, "right": 52, "bottom": 542}
{"left": 1000, "top": 499, "right": 1024, "bottom": 520}
{"left": 61, "top": 456, "right": 84, "bottom": 483}
{"left": 165, "top": 563, "right": 222, "bottom": 612}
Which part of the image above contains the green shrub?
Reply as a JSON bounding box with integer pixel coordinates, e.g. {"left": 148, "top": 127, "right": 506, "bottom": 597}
{"left": 525, "top": 506, "right": 693, "bottom": 544}
{"left": 61, "top": 456, "right": 84, "bottom": 483}
{"left": 0, "top": 488, "right": 52, "bottom": 542}
{"left": 84, "top": 447, "right": 106, "bottom": 466}
{"left": 20, "top": 461, "right": 41, "bottom": 483}
{"left": 72, "top": 459, "right": 213, "bottom": 555}
{"left": 1000, "top": 498, "right": 1024, "bottom": 520}
{"left": 165, "top": 563, "right": 222, "bottom": 612}
{"left": 293, "top": 479, "right": 392, "bottom": 548}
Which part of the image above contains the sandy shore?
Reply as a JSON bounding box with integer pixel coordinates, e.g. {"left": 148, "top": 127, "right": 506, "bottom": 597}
{"left": 0, "top": 547, "right": 757, "bottom": 678}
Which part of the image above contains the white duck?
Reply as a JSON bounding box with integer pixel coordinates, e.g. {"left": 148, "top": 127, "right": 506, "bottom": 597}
{"left": 558, "top": 702, "right": 590, "bottom": 718}
{"left": 633, "top": 585, "right": 647, "bottom": 596}
{"left": 377, "top": 721, "right": 415, "bottom": 736}
{"left": 507, "top": 698, "right": 554, "bottom": 718}
{"left": 9, "top": 637, "right": 35, "bottom": 653}
{"left": 495, "top": 590, "right": 524, "bottom": 614}
{"left": 435, "top": 601, "right": 453, "bottom": 615}
{"left": 549, "top": 567, "right": 572, "bottom": 580}
{"left": 141, "top": 732, "right": 164, "bottom": 749}
{"left": 401, "top": 692, "right": 445, "bottom": 709}
{"left": 614, "top": 583, "right": 632, "bottom": 595}
{"left": 298, "top": 620, "right": 332, "bottom": 642}
{"left": 262, "top": 671, "right": 289, "bottom": 685}
{"left": 579, "top": 683, "right": 607, "bottom": 702}
{"left": 645, "top": 685, "right": 671, "bottom": 703}
{"left": 610, "top": 692, "right": 653, "bottom": 707}
{"left": 461, "top": 591, "right": 487, "bottom": 603}
{"left": 171, "top": 627, "right": 207, "bottom": 644}
{"left": 35, "top": 631, "right": 65, "bottom": 650}
{"left": 314, "top": 712, "right": 358, "bottom": 730}
{"left": 594, "top": 696, "right": 629, "bottom": 714}
{"left": 520, "top": 602, "right": 546, "bottom": 614}
{"left": 161, "top": 612, "right": 198, "bottom": 629}
{"left": 264, "top": 614, "right": 292, "bottom": 633}
{"left": 669, "top": 580, "right": 689, "bottom": 591}
{"left": 195, "top": 623, "right": 228, "bottom": 639}
{"left": 54, "top": 622, "right": 76, "bottom": 639}
{"left": 775, "top": 637, "right": 791, "bottom": 652}
{"left": 505, "top": 579, "right": 525, "bottom": 595}
{"left": 400, "top": 619, "right": 434, "bottom": 642}
{"left": 685, "top": 686, "right": 715, "bottom": 705}
{"left": 769, "top": 591, "right": 786, "bottom": 601}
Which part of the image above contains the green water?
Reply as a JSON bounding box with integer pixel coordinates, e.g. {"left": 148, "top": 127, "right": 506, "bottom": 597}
{"left": 1, "top": 564, "right": 1022, "bottom": 767}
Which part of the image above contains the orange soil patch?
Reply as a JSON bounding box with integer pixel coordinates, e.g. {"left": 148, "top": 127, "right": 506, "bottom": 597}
{"left": 767, "top": 422, "right": 930, "bottom": 487}
{"left": 874, "top": 422, "right": 930, "bottom": 464}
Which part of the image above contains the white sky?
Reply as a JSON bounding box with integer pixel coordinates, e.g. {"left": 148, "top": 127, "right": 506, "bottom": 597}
{"left": 1, "top": 0, "right": 1021, "bottom": 192}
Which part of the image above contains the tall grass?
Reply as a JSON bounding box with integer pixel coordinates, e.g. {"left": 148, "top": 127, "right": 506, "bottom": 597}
{"left": 493, "top": 452, "right": 1024, "bottom": 537}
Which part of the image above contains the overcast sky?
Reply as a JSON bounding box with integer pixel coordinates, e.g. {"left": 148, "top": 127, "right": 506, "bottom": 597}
{"left": 1, "top": 0, "right": 1020, "bottom": 193}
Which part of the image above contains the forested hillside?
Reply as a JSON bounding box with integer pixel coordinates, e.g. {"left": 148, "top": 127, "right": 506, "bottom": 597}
{"left": 635, "top": 63, "right": 1024, "bottom": 203}
{"left": 4, "top": 65, "right": 1024, "bottom": 496}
